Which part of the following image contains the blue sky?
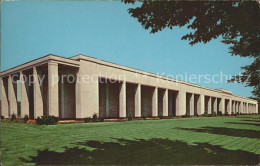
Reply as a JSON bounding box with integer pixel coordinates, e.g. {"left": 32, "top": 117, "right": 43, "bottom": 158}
{"left": 1, "top": 1, "right": 254, "bottom": 97}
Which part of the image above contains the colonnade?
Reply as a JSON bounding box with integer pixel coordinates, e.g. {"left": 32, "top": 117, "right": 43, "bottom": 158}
{"left": 99, "top": 81, "right": 258, "bottom": 118}
{"left": 1, "top": 62, "right": 59, "bottom": 119}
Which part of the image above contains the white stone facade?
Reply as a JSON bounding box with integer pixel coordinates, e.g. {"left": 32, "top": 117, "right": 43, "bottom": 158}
{"left": 0, "top": 54, "right": 258, "bottom": 119}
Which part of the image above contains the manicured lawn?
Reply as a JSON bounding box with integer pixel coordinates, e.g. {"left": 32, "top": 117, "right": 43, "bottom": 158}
{"left": 1, "top": 116, "right": 260, "bottom": 165}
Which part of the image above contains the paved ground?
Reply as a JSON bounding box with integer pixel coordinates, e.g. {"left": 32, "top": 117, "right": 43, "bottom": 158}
{"left": 1, "top": 115, "right": 260, "bottom": 165}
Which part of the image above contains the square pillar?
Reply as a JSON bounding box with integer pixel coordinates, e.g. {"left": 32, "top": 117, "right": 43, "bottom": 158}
{"left": 228, "top": 99, "right": 232, "bottom": 114}
{"left": 220, "top": 98, "right": 225, "bottom": 114}
{"left": 246, "top": 102, "right": 248, "bottom": 114}
{"left": 162, "top": 89, "right": 168, "bottom": 116}
{"left": 176, "top": 91, "right": 186, "bottom": 116}
{"left": 240, "top": 102, "right": 243, "bottom": 114}
{"left": 119, "top": 81, "right": 126, "bottom": 118}
{"left": 1, "top": 78, "right": 9, "bottom": 118}
{"left": 8, "top": 75, "right": 17, "bottom": 116}
{"left": 190, "top": 93, "right": 194, "bottom": 116}
{"left": 236, "top": 101, "right": 239, "bottom": 112}
{"left": 198, "top": 94, "right": 204, "bottom": 115}
{"left": 152, "top": 87, "right": 158, "bottom": 117}
{"left": 33, "top": 67, "right": 43, "bottom": 118}
{"left": 134, "top": 84, "right": 141, "bottom": 117}
{"left": 48, "top": 62, "right": 59, "bottom": 117}
{"left": 208, "top": 97, "right": 211, "bottom": 114}
{"left": 213, "top": 97, "right": 217, "bottom": 114}
{"left": 20, "top": 71, "right": 29, "bottom": 117}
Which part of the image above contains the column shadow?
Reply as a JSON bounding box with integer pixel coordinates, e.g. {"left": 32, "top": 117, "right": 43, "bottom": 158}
{"left": 175, "top": 127, "right": 260, "bottom": 139}
{"left": 225, "top": 122, "right": 260, "bottom": 127}
{"left": 241, "top": 119, "right": 260, "bottom": 123}
{"left": 20, "top": 138, "right": 259, "bottom": 165}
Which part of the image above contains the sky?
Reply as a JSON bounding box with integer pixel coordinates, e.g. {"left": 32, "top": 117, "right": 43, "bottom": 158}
{"left": 1, "top": 1, "right": 254, "bottom": 98}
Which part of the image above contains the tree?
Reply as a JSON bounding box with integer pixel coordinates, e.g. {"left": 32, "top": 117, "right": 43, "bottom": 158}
{"left": 123, "top": 0, "right": 260, "bottom": 99}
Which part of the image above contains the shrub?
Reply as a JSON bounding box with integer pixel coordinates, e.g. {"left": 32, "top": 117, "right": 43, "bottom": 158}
{"left": 23, "top": 115, "right": 29, "bottom": 123}
{"left": 158, "top": 112, "right": 163, "bottom": 119}
{"left": 84, "top": 117, "right": 91, "bottom": 123}
{"left": 99, "top": 117, "right": 104, "bottom": 122}
{"left": 92, "top": 113, "right": 99, "bottom": 122}
{"left": 169, "top": 113, "right": 174, "bottom": 117}
{"left": 1, "top": 116, "right": 4, "bottom": 120}
{"left": 182, "top": 113, "right": 190, "bottom": 118}
{"left": 231, "top": 112, "right": 235, "bottom": 116}
{"left": 217, "top": 111, "right": 223, "bottom": 116}
{"left": 224, "top": 111, "right": 229, "bottom": 116}
{"left": 211, "top": 111, "right": 217, "bottom": 117}
{"left": 202, "top": 111, "right": 209, "bottom": 117}
{"left": 10, "top": 113, "right": 16, "bottom": 121}
{"left": 141, "top": 113, "right": 147, "bottom": 120}
{"left": 127, "top": 112, "right": 134, "bottom": 121}
{"left": 36, "top": 116, "right": 59, "bottom": 125}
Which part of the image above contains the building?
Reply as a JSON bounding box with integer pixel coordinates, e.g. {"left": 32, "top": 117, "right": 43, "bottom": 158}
{"left": 0, "top": 54, "right": 258, "bottom": 119}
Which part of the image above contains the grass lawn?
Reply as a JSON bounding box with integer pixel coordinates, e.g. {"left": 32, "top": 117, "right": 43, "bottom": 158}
{"left": 1, "top": 116, "right": 260, "bottom": 165}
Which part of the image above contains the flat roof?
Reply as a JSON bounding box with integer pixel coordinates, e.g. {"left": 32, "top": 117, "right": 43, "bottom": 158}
{"left": 0, "top": 54, "right": 80, "bottom": 77}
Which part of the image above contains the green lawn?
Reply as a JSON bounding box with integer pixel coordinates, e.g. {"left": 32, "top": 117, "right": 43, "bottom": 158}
{"left": 1, "top": 116, "right": 260, "bottom": 165}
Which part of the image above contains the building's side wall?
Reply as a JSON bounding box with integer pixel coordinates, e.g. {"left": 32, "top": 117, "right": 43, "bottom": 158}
{"left": 75, "top": 59, "right": 258, "bottom": 118}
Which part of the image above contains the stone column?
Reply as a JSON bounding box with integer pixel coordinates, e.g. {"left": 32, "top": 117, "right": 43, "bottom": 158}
{"left": 8, "top": 75, "right": 17, "bottom": 116}
{"left": 190, "top": 93, "right": 194, "bottom": 116}
{"left": 176, "top": 90, "right": 186, "bottom": 116}
{"left": 134, "top": 84, "right": 141, "bottom": 117}
{"left": 48, "top": 62, "right": 59, "bottom": 117}
{"left": 246, "top": 102, "right": 248, "bottom": 114}
{"left": 220, "top": 98, "right": 225, "bottom": 114}
{"left": 236, "top": 102, "right": 239, "bottom": 113}
{"left": 244, "top": 103, "right": 247, "bottom": 114}
{"left": 162, "top": 89, "right": 168, "bottom": 116}
{"left": 152, "top": 87, "right": 158, "bottom": 117}
{"left": 119, "top": 81, "right": 126, "bottom": 118}
{"left": 228, "top": 99, "right": 232, "bottom": 114}
{"left": 256, "top": 104, "right": 258, "bottom": 114}
{"left": 213, "top": 97, "right": 217, "bottom": 114}
{"left": 208, "top": 97, "right": 212, "bottom": 114}
{"left": 199, "top": 94, "right": 204, "bottom": 115}
{"left": 1, "top": 78, "right": 9, "bottom": 118}
{"left": 20, "top": 71, "right": 29, "bottom": 117}
{"left": 33, "top": 67, "right": 43, "bottom": 118}
{"left": 240, "top": 102, "right": 243, "bottom": 114}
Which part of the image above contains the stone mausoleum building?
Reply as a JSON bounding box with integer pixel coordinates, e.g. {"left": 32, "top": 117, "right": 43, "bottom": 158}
{"left": 0, "top": 54, "right": 258, "bottom": 119}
